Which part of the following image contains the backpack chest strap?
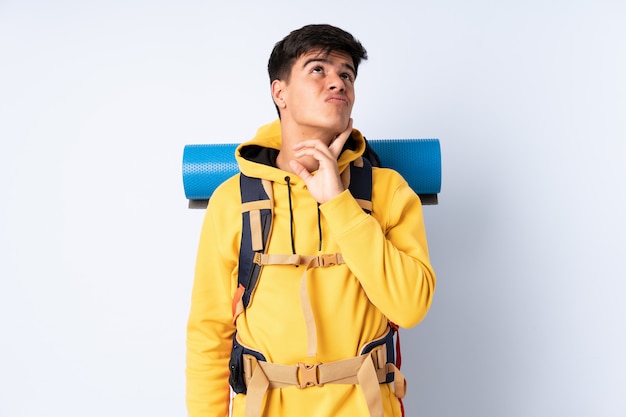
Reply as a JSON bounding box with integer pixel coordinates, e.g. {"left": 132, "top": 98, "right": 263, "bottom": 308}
{"left": 253, "top": 252, "right": 344, "bottom": 267}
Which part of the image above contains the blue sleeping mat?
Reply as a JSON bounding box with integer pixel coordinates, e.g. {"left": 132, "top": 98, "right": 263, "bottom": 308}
{"left": 182, "top": 139, "right": 441, "bottom": 206}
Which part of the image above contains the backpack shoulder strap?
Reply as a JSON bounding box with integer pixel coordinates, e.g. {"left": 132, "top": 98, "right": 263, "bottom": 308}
{"left": 347, "top": 157, "right": 373, "bottom": 214}
{"left": 232, "top": 174, "right": 274, "bottom": 322}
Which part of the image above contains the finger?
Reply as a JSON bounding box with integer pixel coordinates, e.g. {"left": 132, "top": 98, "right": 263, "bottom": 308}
{"left": 328, "top": 118, "right": 353, "bottom": 158}
{"left": 292, "top": 139, "right": 332, "bottom": 152}
{"left": 289, "top": 159, "right": 313, "bottom": 182}
{"left": 294, "top": 145, "right": 334, "bottom": 162}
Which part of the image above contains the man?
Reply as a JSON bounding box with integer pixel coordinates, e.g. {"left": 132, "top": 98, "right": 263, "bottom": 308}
{"left": 186, "top": 24, "right": 436, "bottom": 417}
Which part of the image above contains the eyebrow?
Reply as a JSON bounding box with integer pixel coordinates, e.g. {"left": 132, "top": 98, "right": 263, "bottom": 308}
{"left": 302, "top": 57, "right": 356, "bottom": 76}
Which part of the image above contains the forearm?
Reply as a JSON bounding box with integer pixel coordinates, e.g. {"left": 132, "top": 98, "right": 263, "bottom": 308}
{"left": 186, "top": 271, "right": 235, "bottom": 416}
{"left": 186, "top": 330, "right": 232, "bottom": 417}
{"left": 320, "top": 183, "right": 436, "bottom": 328}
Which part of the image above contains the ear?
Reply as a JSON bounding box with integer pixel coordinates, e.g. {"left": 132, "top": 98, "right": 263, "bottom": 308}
{"left": 271, "top": 79, "right": 287, "bottom": 109}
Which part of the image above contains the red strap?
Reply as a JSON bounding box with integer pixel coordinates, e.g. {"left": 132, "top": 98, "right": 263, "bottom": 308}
{"left": 232, "top": 284, "right": 245, "bottom": 317}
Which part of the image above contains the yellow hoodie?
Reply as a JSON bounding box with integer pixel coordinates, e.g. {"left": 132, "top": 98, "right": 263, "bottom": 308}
{"left": 186, "top": 120, "right": 436, "bottom": 417}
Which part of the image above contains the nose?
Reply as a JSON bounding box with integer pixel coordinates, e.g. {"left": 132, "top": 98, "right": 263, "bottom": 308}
{"left": 328, "top": 72, "right": 346, "bottom": 92}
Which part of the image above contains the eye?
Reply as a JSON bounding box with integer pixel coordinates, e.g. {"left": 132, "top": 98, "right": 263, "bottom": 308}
{"left": 311, "top": 65, "right": 324, "bottom": 74}
{"left": 340, "top": 72, "right": 354, "bottom": 82}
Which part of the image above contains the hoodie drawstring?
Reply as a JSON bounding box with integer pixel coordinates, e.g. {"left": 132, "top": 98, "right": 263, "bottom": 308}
{"left": 317, "top": 204, "right": 322, "bottom": 251}
{"left": 285, "top": 176, "right": 297, "bottom": 255}
{"left": 285, "top": 176, "right": 324, "bottom": 254}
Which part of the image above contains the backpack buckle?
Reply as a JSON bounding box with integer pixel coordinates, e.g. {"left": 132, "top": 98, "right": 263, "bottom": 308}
{"left": 320, "top": 254, "right": 338, "bottom": 266}
{"left": 296, "top": 362, "right": 322, "bottom": 388}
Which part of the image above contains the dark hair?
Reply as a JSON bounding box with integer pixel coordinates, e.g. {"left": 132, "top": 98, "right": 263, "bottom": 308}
{"left": 268, "top": 24, "right": 368, "bottom": 83}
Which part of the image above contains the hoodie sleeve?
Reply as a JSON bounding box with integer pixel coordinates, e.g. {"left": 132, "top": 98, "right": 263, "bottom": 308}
{"left": 319, "top": 168, "right": 436, "bottom": 328}
{"left": 186, "top": 178, "right": 240, "bottom": 417}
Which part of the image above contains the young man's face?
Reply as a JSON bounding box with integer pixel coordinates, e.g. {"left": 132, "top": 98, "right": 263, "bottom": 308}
{"left": 273, "top": 49, "right": 356, "bottom": 137}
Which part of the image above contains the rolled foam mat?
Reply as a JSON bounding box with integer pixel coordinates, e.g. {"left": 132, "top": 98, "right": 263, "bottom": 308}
{"left": 182, "top": 139, "right": 441, "bottom": 205}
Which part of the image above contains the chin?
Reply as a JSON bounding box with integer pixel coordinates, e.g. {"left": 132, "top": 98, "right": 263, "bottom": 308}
{"left": 299, "top": 114, "right": 351, "bottom": 137}
{"left": 324, "top": 117, "right": 351, "bottom": 133}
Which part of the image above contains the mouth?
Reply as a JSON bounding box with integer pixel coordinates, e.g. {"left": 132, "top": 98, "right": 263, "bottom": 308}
{"left": 326, "top": 95, "right": 349, "bottom": 105}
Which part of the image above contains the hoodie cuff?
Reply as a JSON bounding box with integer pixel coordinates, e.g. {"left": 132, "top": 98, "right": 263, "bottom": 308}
{"left": 319, "top": 189, "right": 370, "bottom": 237}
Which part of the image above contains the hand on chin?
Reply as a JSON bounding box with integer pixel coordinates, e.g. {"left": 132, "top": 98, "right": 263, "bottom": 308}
{"left": 294, "top": 154, "right": 320, "bottom": 173}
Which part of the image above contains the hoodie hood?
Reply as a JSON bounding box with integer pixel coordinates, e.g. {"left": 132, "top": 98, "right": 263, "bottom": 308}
{"left": 236, "top": 119, "right": 367, "bottom": 184}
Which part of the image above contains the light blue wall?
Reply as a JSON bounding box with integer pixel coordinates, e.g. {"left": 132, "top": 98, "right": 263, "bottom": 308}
{"left": 1, "top": 1, "right": 624, "bottom": 416}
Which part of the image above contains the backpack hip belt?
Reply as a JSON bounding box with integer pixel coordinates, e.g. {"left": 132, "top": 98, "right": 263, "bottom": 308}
{"left": 232, "top": 326, "right": 406, "bottom": 417}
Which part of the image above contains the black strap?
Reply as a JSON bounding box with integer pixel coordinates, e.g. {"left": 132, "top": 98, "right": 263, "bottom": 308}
{"left": 238, "top": 174, "right": 273, "bottom": 308}
{"left": 349, "top": 158, "right": 373, "bottom": 214}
